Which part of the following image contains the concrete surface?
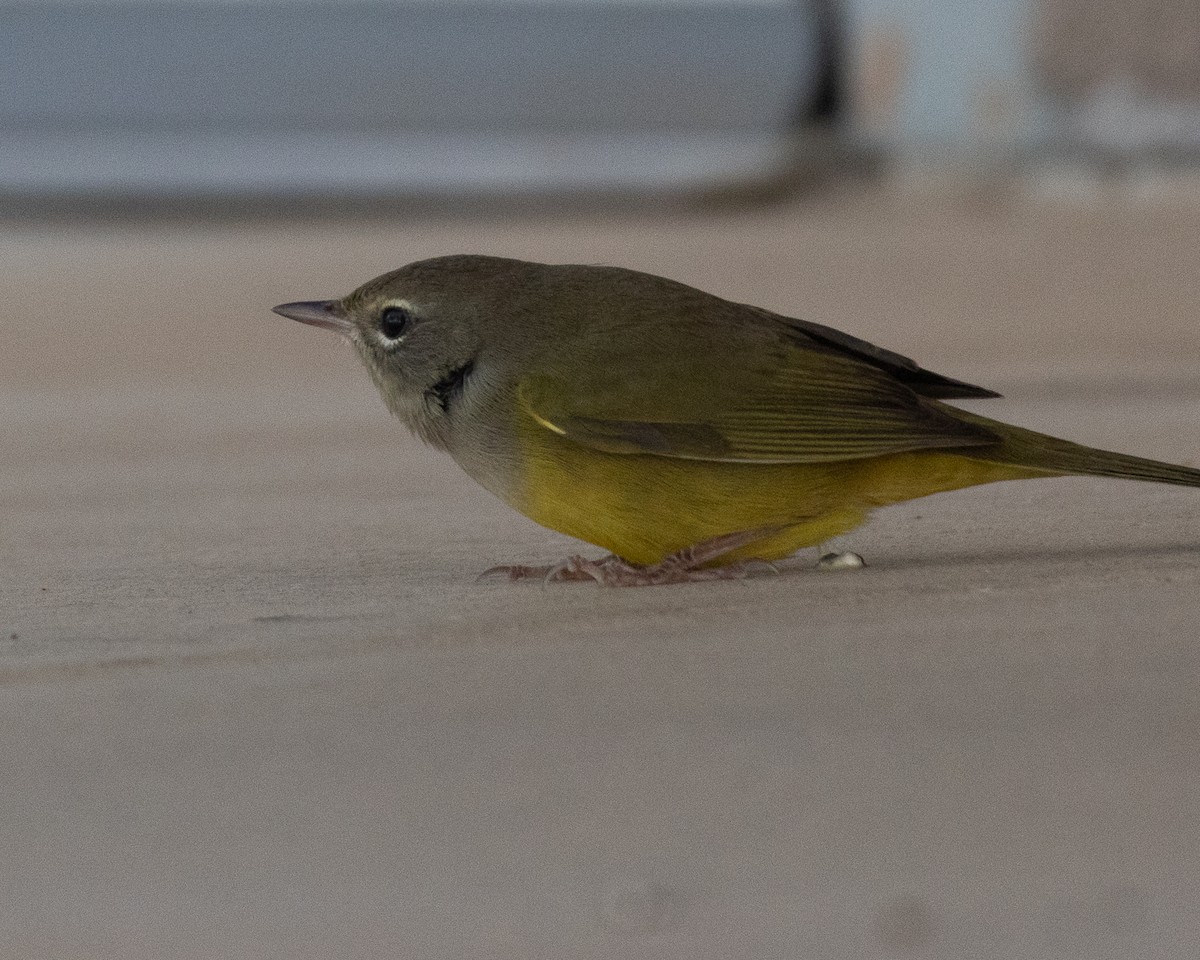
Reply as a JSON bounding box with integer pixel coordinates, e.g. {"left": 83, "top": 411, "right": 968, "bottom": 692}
{"left": 4, "top": 194, "right": 1200, "bottom": 958}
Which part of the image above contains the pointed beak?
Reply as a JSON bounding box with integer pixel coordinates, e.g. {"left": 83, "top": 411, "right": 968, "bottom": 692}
{"left": 272, "top": 300, "right": 354, "bottom": 336}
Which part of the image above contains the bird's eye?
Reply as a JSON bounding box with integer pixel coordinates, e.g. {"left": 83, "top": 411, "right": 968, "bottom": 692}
{"left": 379, "top": 306, "right": 412, "bottom": 341}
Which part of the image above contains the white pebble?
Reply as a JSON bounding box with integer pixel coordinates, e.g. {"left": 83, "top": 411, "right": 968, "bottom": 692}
{"left": 816, "top": 551, "right": 866, "bottom": 571}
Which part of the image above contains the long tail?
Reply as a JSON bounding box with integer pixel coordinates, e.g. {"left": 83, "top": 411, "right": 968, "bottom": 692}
{"left": 943, "top": 405, "right": 1200, "bottom": 488}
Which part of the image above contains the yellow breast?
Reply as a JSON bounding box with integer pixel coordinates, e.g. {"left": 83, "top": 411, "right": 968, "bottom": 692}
{"left": 514, "top": 412, "right": 1039, "bottom": 566}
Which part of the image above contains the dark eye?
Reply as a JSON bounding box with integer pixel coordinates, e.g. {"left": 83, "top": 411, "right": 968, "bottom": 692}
{"left": 379, "top": 305, "right": 412, "bottom": 340}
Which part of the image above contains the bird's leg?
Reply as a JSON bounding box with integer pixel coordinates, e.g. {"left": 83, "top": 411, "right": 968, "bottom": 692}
{"left": 480, "top": 526, "right": 786, "bottom": 587}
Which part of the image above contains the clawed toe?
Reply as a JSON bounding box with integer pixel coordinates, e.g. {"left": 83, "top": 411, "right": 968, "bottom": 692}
{"left": 479, "top": 529, "right": 788, "bottom": 587}
{"left": 477, "top": 563, "right": 553, "bottom": 582}
{"left": 478, "top": 556, "right": 615, "bottom": 583}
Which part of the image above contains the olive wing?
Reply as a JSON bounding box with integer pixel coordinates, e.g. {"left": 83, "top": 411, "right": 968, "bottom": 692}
{"left": 518, "top": 344, "right": 998, "bottom": 464}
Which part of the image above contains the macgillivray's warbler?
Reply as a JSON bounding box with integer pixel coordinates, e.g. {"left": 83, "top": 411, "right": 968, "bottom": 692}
{"left": 274, "top": 255, "right": 1200, "bottom": 586}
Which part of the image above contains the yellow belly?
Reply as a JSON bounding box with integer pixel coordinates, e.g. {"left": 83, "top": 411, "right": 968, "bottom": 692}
{"left": 516, "top": 423, "right": 1041, "bottom": 566}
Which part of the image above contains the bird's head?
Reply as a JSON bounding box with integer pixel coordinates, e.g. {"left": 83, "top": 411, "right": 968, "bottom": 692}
{"left": 274, "top": 255, "right": 547, "bottom": 447}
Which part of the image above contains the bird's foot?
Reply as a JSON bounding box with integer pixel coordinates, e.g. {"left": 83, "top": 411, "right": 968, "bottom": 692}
{"left": 478, "top": 556, "right": 622, "bottom": 584}
{"left": 479, "top": 527, "right": 784, "bottom": 587}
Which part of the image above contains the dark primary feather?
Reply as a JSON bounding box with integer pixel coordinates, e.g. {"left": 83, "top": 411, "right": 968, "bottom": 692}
{"left": 766, "top": 311, "right": 1002, "bottom": 400}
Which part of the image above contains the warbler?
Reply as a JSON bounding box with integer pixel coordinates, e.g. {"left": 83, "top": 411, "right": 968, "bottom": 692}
{"left": 274, "top": 255, "right": 1200, "bottom": 586}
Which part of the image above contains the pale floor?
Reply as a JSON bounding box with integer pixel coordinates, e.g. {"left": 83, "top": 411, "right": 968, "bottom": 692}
{"left": 3, "top": 193, "right": 1199, "bottom": 958}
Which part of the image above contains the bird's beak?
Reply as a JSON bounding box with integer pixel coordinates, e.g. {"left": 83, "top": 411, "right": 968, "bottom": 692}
{"left": 272, "top": 300, "right": 354, "bottom": 336}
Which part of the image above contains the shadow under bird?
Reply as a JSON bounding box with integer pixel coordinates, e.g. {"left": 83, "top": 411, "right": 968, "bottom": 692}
{"left": 274, "top": 255, "right": 1200, "bottom": 586}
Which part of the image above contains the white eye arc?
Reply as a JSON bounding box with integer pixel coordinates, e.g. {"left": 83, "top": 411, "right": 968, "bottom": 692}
{"left": 378, "top": 300, "right": 414, "bottom": 343}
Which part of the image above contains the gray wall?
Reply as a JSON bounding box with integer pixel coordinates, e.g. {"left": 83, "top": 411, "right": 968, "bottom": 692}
{"left": 1, "top": 1, "right": 821, "bottom": 196}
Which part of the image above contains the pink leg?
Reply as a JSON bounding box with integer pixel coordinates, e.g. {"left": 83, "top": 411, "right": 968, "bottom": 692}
{"left": 479, "top": 526, "right": 785, "bottom": 587}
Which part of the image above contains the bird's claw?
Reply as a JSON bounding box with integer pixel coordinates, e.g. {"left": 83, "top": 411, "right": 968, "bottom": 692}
{"left": 478, "top": 527, "right": 788, "bottom": 587}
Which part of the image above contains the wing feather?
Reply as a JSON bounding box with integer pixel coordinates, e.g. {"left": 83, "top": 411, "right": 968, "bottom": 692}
{"left": 519, "top": 345, "right": 997, "bottom": 464}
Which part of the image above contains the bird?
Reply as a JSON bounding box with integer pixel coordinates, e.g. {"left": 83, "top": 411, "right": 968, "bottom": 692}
{"left": 274, "top": 254, "right": 1200, "bottom": 586}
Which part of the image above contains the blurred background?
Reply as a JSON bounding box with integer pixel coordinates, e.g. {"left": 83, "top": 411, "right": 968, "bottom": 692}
{"left": 2, "top": 0, "right": 1198, "bottom": 207}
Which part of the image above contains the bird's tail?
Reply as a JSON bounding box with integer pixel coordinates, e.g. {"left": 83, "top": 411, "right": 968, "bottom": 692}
{"left": 946, "top": 405, "right": 1200, "bottom": 488}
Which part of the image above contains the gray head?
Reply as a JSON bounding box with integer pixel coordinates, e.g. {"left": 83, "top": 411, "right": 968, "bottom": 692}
{"left": 273, "top": 255, "right": 552, "bottom": 447}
